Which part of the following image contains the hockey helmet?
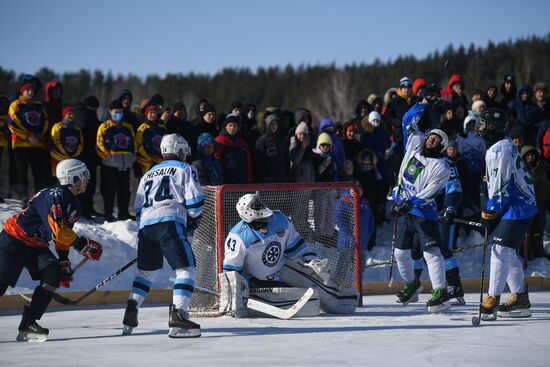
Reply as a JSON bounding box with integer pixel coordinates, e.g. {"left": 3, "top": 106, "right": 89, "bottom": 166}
{"left": 236, "top": 193, "right": 273, "bottom": 223}
{"left": 475, "top": 108, "right": 508, "bottom": 141}
{"left": 160, "top": 133, "right": 191, "bottom": 161}
{"left": 426, "top": 128, "right": 449, "bottom": 152}
{"left": 56, "top": 159, "right": 90, "bottom": 186}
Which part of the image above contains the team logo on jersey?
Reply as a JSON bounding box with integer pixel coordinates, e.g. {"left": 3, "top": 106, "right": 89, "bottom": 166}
{"left": 113, "top": 133, "right": 129, "bottom": 149}
{"left": 63, "top": 136, "right": 79, "bottom": 154}
{"left": 277, "top": 229, "right": 285, "bottom": 237}
{"left": 24, "top": 110, "right": 42, "bottom": 127}
{"left": 49, "top": 187, "right": 63, "bottom": 197}
{"left": 262, "top": 241, "right": 282, "bottom": 267}
{"left": 403, "top": 157, "right": 425, "bottom": 183}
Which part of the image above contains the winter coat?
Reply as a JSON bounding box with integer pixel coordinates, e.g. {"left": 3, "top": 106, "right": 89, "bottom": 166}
{"left": 319, "top": 118, "right": 346, "bottom": 170}
{"left": 214, "top": 130, "right": 252, "bottom": 184}
{"left": 44, "top": 81, "right": 63, "bottom": 127}
{"left": 192, "top": 132, "right": 222, "bottom": 186}
{"left": 254, "top": 130, "right": 289, "bottom": 183}
{"left": 289, "top": 135, "right": 315, "bottom": 182}
{"left": 507, "top": 83, "right": 538, "bottom": 134}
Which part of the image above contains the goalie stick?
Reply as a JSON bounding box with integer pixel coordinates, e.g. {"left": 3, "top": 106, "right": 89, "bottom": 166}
{"left": 22, "top": 258, "right": 137, "bottom": 306}
{"left": 194, "top": 285, "right": 315, "bottom": 320}
{"left": 19, "top": 257, "right": 89, "bottom": 303}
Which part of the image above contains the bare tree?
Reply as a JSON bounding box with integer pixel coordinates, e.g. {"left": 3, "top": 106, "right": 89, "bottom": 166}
{"left": 306, "top": 70, "right": 356, "bottom": 124}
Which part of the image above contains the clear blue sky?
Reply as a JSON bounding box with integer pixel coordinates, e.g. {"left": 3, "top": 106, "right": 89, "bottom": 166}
{"left": 1, "top": 0, "right": 549, "bottom": 78}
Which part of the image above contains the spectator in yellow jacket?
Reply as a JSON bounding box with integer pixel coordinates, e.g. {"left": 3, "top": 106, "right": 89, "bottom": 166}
{"left": 7, "top": 75, "right": 51, "bottom": 200}
{"left": 135, "top": 104, "right": 167, "bottom": 176}
{"left": 50, "top": 105, "right": 84, "bottom": 176}
{"left": 96, "top": 99, "right": 136, "bottom": 222}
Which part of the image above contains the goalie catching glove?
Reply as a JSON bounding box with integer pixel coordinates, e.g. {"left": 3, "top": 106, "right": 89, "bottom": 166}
{"left": 73, "top": 237, "right": 103, "bottom": 261}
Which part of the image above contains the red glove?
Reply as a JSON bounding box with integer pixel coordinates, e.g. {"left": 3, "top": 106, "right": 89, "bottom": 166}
{"left": 59, "top": 261, "right": 73, "bottom": 288}
{"left": 78, "top": 237, "right": 103, "bottom": 261}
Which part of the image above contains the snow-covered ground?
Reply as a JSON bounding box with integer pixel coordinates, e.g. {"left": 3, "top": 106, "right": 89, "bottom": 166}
{"left": 1, "top": 198, "right": 549, "bottom": 366}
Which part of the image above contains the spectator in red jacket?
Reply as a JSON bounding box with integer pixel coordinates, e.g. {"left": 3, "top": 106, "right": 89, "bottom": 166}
{"left": 214, "top": 114, "right": 252, "bottom": 183}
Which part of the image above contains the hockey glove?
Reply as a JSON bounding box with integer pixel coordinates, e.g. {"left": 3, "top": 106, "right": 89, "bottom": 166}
{"left": 392, "top": 202, "right": 411, "bottom": 217}
{"left": 59, "top": 260, "right": 73, "bottom": 288}
{"left": 74, "top": 237, "right": 103, "bottom": 261}
{"left": 439, "top": 208, "right": 456, "bottom": 224}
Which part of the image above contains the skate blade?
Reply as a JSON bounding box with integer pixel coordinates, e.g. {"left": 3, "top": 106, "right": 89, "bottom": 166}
{"left": 480, "top": 312, "right": 498, "bottom": 321}
{"left": 400, "top": 286, "right": 423, "bottom": 306}
{"left": 122, "top": 325, "right": 134, "bottom": 335}
{"left": 451, "top": 297, "right": 466, "bottom": 306}
{"left": 428, "top": 302, "right": 451, "bottom": 313}
{"left": 168, "top": 327, "right": 201, "bottom": 338}
{"left": 497, "top": 309, "right": 532, "bottom": 318}
{"left": 16, "top": 332, "right": 47, "bottom": 342}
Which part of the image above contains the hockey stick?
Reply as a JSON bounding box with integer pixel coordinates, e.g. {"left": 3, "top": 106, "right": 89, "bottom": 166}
{"left": 18, "top": 258, "right": 89, "bottom": 303}
{"left": 50, "top": 258, "right": 138, "bottom": 306}
{"left": 453, "top": 218, "right": 483, "bottom": 228}
{"left": 471, "top": 214, "right": 493, "bottom": 326}
{"left": 387, "top": 213, "right": 398, "bottom": 288}
{"left": 194, "top": 285, "right": 315, "bottom": 320}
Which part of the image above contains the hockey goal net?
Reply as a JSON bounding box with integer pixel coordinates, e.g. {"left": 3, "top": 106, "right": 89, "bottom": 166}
{"left": 189, "top": 182, "right": 362, "bottom": 316}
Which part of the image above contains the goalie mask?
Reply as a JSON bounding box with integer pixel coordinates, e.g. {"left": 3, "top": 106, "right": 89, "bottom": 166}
{"left": 236, "top": 193, "right": 273, "bottom": 223}
{"left": 160, "top": 133, "right": 191, "bottom": 161}
{"left": 475, "top": 108, "right": 508, "bottom": 144}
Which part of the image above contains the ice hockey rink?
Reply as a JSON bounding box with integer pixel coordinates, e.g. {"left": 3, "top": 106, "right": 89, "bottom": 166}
{"left": 1, "top": 292, "right": 549, "bottom": 367}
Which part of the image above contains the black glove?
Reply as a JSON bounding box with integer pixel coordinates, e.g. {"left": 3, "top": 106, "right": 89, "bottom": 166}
{"left": 392, "top": 202, "right": 411, "bottom": 217}
{"left": 187, "top": 215, "right": 202, "bottom": 231}
{"left": 439, "top": 208, "right": 456, "bottom": 224}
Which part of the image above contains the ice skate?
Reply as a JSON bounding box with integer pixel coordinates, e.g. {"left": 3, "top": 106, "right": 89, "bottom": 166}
{"left": 396, "top": 278, "right": 423, "bottom": 306}
{"left": 447, "top": 285, "right": 466, "bottom": 306}
{"left": 122, "top": 299, "right": 139, "bottom": 335}
{"left": 168, "top": 305, "right": 201, "bottom": 338}
{"left": 480, "top": 295, "right": 500, "bottom": 321}
{"left": 497, "top": 287, "right": 531, "bottom": 318}
{"left": 16, "top": 305, "right": 48, "bottom": 342}
{"left": 426, "top": 288, "right": 451, "bottom": 313}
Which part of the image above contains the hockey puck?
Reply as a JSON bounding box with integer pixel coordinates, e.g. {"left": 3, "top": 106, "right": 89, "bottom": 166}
{"left": 471, "top": 316, "right": 480, "bottom": 326}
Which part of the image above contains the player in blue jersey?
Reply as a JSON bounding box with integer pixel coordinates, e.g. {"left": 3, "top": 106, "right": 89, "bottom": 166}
{"left": 122, "top": 134, "right": 204, "bottom": 338}
{"left": 0, "top": 159, "right": 103, "bottom": 341}
{"left": 475, "top": 109, "right": 537, "bottom": 320}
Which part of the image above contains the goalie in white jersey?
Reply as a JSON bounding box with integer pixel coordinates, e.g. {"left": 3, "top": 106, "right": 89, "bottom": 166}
{"left": 221, "top": 193, "right": 359, "bottom": 316}
{"left": 475, "top": 109, "right": 537, "bottom": 321}
{"left": 391, "top": 84, "right": 452, "bottom": 313}
{"left": 122, "top": 134, "right": 204, "bottom": 338}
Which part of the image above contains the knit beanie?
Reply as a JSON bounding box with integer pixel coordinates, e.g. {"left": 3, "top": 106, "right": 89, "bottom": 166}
{"left": 412, "top": 78, "right": 427, "bottom": 96}
{"left": 109, "top": 99, "right": 123, "bottom": 110}
{"left": 62, "top": 105, "right": 75, "bottom": 117}
{"left": 82, "top": 95, "right": 100, "bottom": 109}
{"left": 400, "top": 77, "right": 412, "bottom": 88}
{"left": 265, "top": 114, "right": 279, "bottom": 129}
{"left": 144, "top": 104, "right": 159, "bottom": 116}
{"left": 295, "top": 121, "right": 309, "bottom": 135}
{"left": 201, "top": 103, "right": 216, "bottom": 116}
{"left": 316, "top": 132, "right": 332, "bottom": 149}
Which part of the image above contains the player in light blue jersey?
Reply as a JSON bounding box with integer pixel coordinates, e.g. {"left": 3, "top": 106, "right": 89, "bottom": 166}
{"left": 122, "top": 134, "right": 204, "bottom": 338}
{"left": 475, "top": 109, "right": 537, "bottom": 321}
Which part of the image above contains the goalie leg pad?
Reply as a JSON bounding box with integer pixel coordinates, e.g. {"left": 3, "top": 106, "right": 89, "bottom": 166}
{"left": 281, "top": 259, "right": 359, "bottom": 314}
{"left": 219, "top": 271, "right": 249, "bottom": 318}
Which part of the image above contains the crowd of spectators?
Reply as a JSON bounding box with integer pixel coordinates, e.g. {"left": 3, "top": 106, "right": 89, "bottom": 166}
{"left": 0, "top": 73, "right": 548, "bottom": 258}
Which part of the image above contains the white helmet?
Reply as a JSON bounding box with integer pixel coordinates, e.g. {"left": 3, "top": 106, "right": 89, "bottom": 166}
{"left": 56, "top": 159, "right": 90, "bottom": 186}
{"left": 427, "top": 128, "right": 449, "bottom": 152}
{"left": 160, "top": 133, "right": 191, "bottom": 161}
{"left": 236, "top": 193, "right": 273, "bottom": 223}
{"left": 368, "top": 111, "right": 381, "bottom": 127}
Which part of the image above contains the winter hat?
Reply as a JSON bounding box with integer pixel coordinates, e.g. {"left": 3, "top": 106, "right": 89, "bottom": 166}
{"left": 447, "top": 139, "right": 458, "bottom": 150}
{"left": 109, "top": 99, "right": 123, "bottom": 110}
{"left": 471, "top": 100, "right": 486, "bottom": 112}
{"left": 230, "top": 100, "right": 243, "bottom": 111}
{"left": 173, "top": 102, "right": 186, "bottom": 112}
{"left": 19, "top": 74, "right": 42, "bottom": 94}
{"left": 224, "top": 114, "right": 241, "bottom": 126}
{"left": 200, "top": 103, "right": 216, "bottom": 116}
{"left": 197, "top": 132, "right": 216, "bottom": 151}
{"left": 295, "top": 121, "right": 309, "bottom": 135}
{"left": 368, "top": 111, "right": 382, "bottom": 127}
{"left": 534, "top": 82, "right": 548, "bottom": 93}
{"left": 62, "top": 105, "right": 75, "bottom": 117}
{"left": 400, "top": 77, "right": 412, "bottom": 88}
{"left": 520, "top": 145, "right": 537, "bottom": 158}
{"left": 19, "top": 83, "right": 35, "bottom": 94}
{"left": 149, "top": 93, "right": 164, "bottom": 107}
{"left": 412, "top": 78, "right": 427, "bottom": 96}
{"left": 316, "top": 132, "right": 332, "bottom": 149}
{"left": 265, "top": 114, "right": 279, "bottom": 129}
{"left": 143, "top": 104, "right": 159, "bottom": 116}
{"left": 367, "top": 94, "right": 379, "bottom": 106}
{"left": 504, "top": 74, "right": 515, "bottom": 83}
{"left": 82, "top": 95, "right": 100, "bottom": 109}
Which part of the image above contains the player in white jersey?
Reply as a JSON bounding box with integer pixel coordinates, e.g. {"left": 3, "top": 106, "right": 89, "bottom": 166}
{"left": 391, "top": 84, "right": 452, "bottom": 313}
{"left": 475, "top": 109, "right": 537, "bottom": 321}
{"left": 122, "top": 134, "right": 204, "bottom": 338}
{"left": 221, "top": 193, "right": 358, "bottom": 315}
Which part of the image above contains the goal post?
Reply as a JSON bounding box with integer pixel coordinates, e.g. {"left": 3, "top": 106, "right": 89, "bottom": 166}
{"left": 189, "top": 182, "right": 362, "bottom": 316}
